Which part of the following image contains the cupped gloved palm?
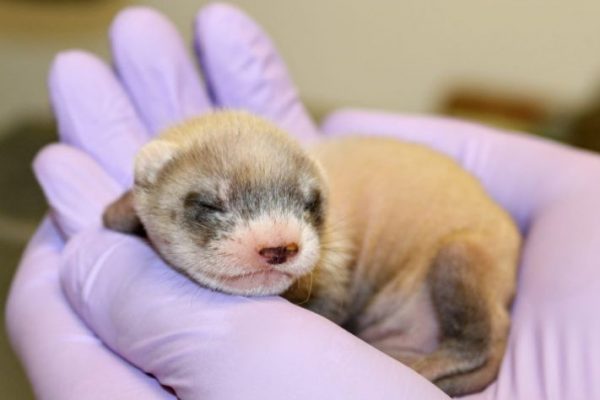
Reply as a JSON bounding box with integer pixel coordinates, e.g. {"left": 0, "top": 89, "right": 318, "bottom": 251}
{"left": 6, "top": 3, "right": 600, "bottom": 399}
{"left": 6, "top": 5, "right": 438, "bottom": 400}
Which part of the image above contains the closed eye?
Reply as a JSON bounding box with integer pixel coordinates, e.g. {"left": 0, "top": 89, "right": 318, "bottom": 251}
{"left": 305, "top": 191, "right": 322, "bottom": 214}
{"left": 198, "top": 201, "right": 224, "bottom": 213}
{"left": 184, "top": 192, "right": 226, "bottom": 215}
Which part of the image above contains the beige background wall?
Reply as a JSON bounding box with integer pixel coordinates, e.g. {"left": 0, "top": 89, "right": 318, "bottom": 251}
{"left": 3, "top": 1, "right": 600, "bottom": 398}
{"left": 3, "top": 0, "right": 600, "bottom": 133}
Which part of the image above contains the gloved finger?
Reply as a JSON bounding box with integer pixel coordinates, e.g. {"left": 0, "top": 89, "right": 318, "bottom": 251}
{"left": 464, "top": 182, "right": 600, "bottom": 399}
{"left": 49, "top": 50, "right": 147, "bottom": 188}
{"left": 321, "top": 109, "right": 600, "bottom": 230}
{"left": 61, "top": 228, "right": 449, "bottom": 400}
{"left": 5, "top": 218, "right": 173, "bottom": 400}
{"left": 110, "top": 7, "right": 211, "bottom": 135}
{"left": 196, "top": 3, "right": 320, "bottom": 144}
{"left": 33, "top": 144, "right": 121, "bottom": 237}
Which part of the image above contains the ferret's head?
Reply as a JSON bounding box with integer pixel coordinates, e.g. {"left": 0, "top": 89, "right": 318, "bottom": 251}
{"left": 108, "top": 112, "right": 327, "bottom": 296}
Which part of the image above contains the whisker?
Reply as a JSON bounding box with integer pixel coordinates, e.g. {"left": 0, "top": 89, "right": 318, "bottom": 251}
{"left": 295, "top": 271, "right": 314, "bottom": 306}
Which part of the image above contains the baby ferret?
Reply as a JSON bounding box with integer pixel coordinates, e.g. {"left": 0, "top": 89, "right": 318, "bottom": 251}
{"left": 104, "top": 111, "right": 520, "bottom": 396}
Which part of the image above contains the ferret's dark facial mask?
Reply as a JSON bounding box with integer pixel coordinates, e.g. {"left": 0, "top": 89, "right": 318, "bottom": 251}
{"left": 107, "top": 118, "right": 327, "bottom": 296}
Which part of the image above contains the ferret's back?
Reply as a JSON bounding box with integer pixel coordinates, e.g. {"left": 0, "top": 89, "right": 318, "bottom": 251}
{"left": 309, "top": 136, "right": 519, "bottom": 289}
{"left": 309, "top": 136, "right": 511, "bottom": 233}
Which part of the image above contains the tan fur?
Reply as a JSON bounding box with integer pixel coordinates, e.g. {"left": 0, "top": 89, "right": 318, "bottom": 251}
{"left": 303, "top": 137, "right": 520, "bottom": 396}
{"left": 103, "top": 111, "right": 520, "bottom": 396}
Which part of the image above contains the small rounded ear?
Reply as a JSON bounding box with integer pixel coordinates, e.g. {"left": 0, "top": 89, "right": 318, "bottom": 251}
{"left": 134, "top": 140, "right": 179, "bottom": 186}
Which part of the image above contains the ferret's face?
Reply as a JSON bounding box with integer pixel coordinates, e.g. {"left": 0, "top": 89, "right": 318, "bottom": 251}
{"left": 172, "top": 174, "right": 325, "bottom": 296}
{"left": 136, "top": 121, "right": 327, "bottom": 296}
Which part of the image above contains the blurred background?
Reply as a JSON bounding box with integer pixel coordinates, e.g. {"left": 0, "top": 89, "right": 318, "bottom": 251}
{"left": 3, "top": 0, "right": 600, "bottom": 397}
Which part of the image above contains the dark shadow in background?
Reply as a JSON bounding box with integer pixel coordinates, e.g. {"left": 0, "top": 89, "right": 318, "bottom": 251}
{"left": 0, "top": 0, "right": 126, "bottom": 38}
{"left": 0, "top": 116, "right": 56, "bottom": 400}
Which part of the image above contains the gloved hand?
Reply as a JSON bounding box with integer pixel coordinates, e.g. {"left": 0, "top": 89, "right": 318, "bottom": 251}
{"left": 8, "top": 3, "right": 600, "bottom": 400}
{"left": 6, "top": 4, "right": 442, "bottom": 400}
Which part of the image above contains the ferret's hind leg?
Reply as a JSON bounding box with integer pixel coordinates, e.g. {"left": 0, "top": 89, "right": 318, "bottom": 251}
{"left": 411, "top": 235, "right": 510, "bottom": 397}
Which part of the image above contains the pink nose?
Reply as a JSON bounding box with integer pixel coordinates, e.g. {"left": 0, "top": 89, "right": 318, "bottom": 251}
{"left": 258, "top": 243, "right": 299, "bottom": 265}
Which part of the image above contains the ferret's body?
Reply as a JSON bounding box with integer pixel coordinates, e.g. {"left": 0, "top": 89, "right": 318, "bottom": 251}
{"left": 104, "top": 111, "right": 520, "bottom": 396}
{"left": 291, "top": 137, "right": 519, "bottom": 394}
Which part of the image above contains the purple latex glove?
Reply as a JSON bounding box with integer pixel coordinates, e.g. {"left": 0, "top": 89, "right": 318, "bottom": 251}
{"left": 6, "top": 4, "right": 441, "bottom": 400}
{"left": 7, "top": 3, "right": 600, "bottom": 399}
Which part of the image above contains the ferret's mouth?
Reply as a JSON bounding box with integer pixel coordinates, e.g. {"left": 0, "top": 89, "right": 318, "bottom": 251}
{"left": 213, "top": 269, "right": 295, "bottom": 295}
{"left": 223, "top": 269, "right": 293, "bottom": 281}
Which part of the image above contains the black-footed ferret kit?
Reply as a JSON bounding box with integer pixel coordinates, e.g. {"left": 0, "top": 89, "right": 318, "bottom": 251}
{"left": 104, "top": 111, "right": 520, "bottom": 396}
